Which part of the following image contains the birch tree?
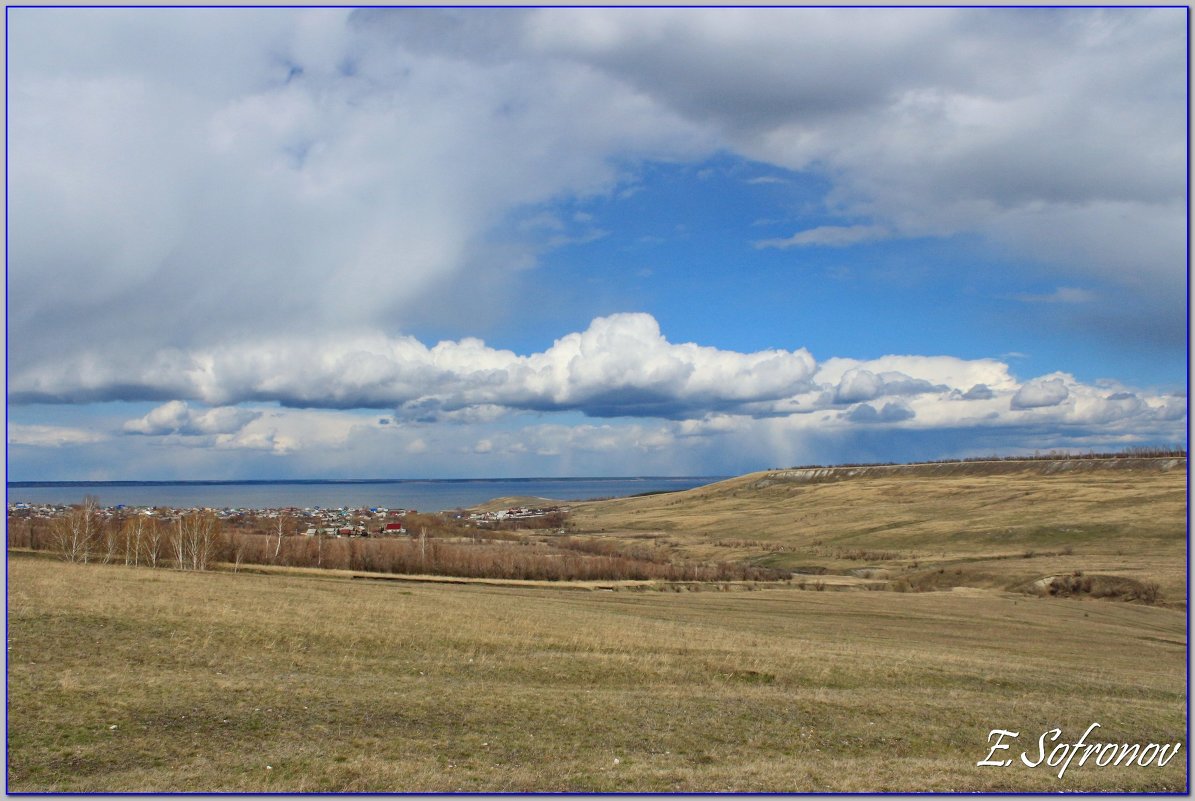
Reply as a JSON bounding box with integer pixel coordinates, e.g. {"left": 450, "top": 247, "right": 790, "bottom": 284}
{"left": 144, "top": 517, "right": 162, "bottom": 568}
{"left": 50, "top": 496, "right": 99, "bottom": 563}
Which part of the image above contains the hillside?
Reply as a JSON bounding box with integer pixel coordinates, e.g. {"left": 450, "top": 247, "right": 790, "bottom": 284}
{"left": 566, "top": 457, "right": 1188, "bottom": 603}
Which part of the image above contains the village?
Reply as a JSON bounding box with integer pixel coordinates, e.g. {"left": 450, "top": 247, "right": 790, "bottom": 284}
{"left": 6, "top": 500, "right": 570, "bottom": 539}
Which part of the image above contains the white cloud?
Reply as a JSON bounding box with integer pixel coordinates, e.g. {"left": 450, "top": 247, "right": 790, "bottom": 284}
{"left": 1154, "top": 395, "right": 1187, "bottom": 422}
{"left": 523, "top": 8, "right": 1184, "bottom": 339}
{"left": 961, "top": 384, "right": 996, "bottom": 401}
{"left": 1013, "top": 287, "right": 1099, "bottom": 304}
{"left": 123, "top": 400, "right": 261, "bottom": 436}
{"left": 466, "top": 421, "right": 685, "bottom": 460}
{"left": 827, "top": 368, "right": 944, "bottom": 405}
{"left": 7, "top": 8, "right": 712, "bottom": 376}
{"left": 1011, "top": 377, "right": 1070, "bottom": 410}
{"left": 6, "top": 9, "right": 1186, "bottom": 479}
{"left": 754, "top": 224, "right": 889, "bottom": 249}
{"left": 14, "top": 309, "right": 1177, "bottom": 460}
{"left": 28, "top": 371, "right": 1183, "bottom": 479}
{"left": 213, "top": 408, "right": 385, "bottom": 456}
{"left": 815, "top": 355, "right": 1016, "bottom": 394}
{"left": 15, "top": 313, "right": 819, "bottom": 420}
{"left": 8, "top": 424, "right": 109, "bottom": 448}
{"left": 6, "top": 7, "right": 1185, "bottom": 383}
{"left": 833, "top": 369, "right": 885, "bottom": 404}
{"left": 844, "top": 401, "right": 915, "bottom": 424}
{"left": 83, "top": 316, "right": 1183, "bottom": 471}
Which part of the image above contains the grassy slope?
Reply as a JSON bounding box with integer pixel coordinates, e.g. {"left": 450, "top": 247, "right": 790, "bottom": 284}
{"left": 7, "top": 555, "right": 1186, "bottom": 792}
{"left": 566, "top": 457, "right": 1188, "bottom": 603}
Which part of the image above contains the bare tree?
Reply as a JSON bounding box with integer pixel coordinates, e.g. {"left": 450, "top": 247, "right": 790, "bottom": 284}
{"left": 269, "top": 512, "right": 296, "bottom": 565}
{"left": 50, "top": 496, "right": 99, "bottom": 563}
{"left": 174, "top": 511, "right": 221, "bottom": 570}
{"left": 122, "top": 516, "right": 145, "bottom": 567}
{"left": 143, "top": 517, "right": 162, "bottom": 569}
{"left": 173, "top": 516, "right": 187, "bottom": 568}
{"left": 231, "top": 532, "right": 245, "bottom": 573}
{"left": 101, "top": 512, "right": 121, "bottom": 564}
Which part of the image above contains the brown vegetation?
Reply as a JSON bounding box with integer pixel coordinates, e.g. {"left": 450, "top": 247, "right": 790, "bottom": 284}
{"left": 31, "top": 499, "right": 223, "bottom": 572}
{"left": 9, "top": 504, "right": 786, "bottom": 584}
{"left": 8, "top": 556, "right": 1185, "bottom": 792}
{"left": 1041, "top": 571, "right": 1163, "bottom": 604}
{"left": 567, "top": 455, "right": 1187, "bottom": 605}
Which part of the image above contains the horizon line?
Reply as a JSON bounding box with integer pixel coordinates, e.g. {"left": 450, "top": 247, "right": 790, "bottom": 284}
{"left": 8, "top": 449, "right": 1186, "bottom": 486}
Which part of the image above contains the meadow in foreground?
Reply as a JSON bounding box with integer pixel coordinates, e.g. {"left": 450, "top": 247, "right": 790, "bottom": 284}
{"left": 7, "top": 554, "right": 1185, "bottom": 792}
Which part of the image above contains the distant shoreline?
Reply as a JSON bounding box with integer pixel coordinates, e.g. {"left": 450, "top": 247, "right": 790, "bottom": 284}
{"left": 8, "top": 476, "right": 726, "bottom": 488}
{"left": 13, "top": 449, "right": 1182, "bottom": 488}
{"left": 6, "top": 476, "right": 729, "bottom": 514}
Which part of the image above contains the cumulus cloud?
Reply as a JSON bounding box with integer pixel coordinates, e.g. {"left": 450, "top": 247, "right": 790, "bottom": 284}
{"left": 27, "top": 370, "right": 1181, "bottom": 479}
{"left": 829, "top": 368, "right": 948, "bottom": 405}
{"left": 291, "top": 377, "right": 1184, "bottom": 470}
{"left": 15, "top": 311, "right": 1185, "bottom": 458}
{"left": 158, "top": 406, "right": 390, "bottom": 457}
{"left": 59, "top": 312, "right": 1177, "bottom": 475}
{"left": 833, "top": 369, "right": 884, "bottom": 404}
{"left": 1011, "top": 377, "right": 1070, "bottom": 410}
{"left": 14, "top": 313, "right": 819, "bottom": 420}
{"left": 1153, "top": 395, "right": 1187, "bottom": 422}
{"left": 844, "top": 401, "right": 915, "bottom": 424}
{"left": 123, "top": 401, "right": 261, "bottom": 435}
{"left": 961, "top": 384, "right": 996, "bottom": 400}
{"left": 815, "top": 355, "right": 1016, "bottom": 396}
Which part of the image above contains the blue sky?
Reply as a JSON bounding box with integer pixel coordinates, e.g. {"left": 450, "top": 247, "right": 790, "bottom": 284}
{"left": 6, "top": 7, "right": 1187, "bottom": 480}
{"left": 478, "top": 155, "right": 1184, "bottom": 388}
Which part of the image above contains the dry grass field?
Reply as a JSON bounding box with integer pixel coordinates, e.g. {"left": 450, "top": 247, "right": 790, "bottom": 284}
{"left": 7, "top": 552, "right": 1186, "bottom": 792}
{"left": 8, "top": 457, "right": 1187, "bottom": 791}
{"left": 566, "top": 457, "right": 1188, "bottom": 604}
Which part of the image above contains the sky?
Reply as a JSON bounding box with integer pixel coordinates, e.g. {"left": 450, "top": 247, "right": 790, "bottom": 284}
{"left": 5, "top": 7, "right": 1189, "bottom": 481}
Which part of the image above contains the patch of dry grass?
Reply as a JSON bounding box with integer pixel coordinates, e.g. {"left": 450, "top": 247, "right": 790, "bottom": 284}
{"left": 567, "top": 459, "right": 1187, "bottom": 603}
{"left": 7, "top": 555, "right": 1185, "bottom": 792}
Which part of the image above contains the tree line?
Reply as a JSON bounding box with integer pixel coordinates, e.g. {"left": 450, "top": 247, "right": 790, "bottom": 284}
{"left": 8, "top": 499, "right": 787, "bottom": 583}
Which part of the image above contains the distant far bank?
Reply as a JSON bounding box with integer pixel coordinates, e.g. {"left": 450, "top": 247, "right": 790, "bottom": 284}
{"left": 9, "top": 448, "right": 1185, "bottom": 510}
{"left": 4, "top": 476, "right": 728, "bottom": 512}
{"left": 13, "top": 448, "right": 1185, "bottom": 488}
{"left": 7, "top": 475, "right": 718, "bottom": 488}
{"left": 783, "top": 446, "right": 1187, "bottom": 471}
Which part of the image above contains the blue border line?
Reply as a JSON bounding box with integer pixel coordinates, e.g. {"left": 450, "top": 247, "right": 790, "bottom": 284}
{"left": 1184, "top": 4, "right": 1191, "bottom": 796}
{"left": 6, "top": 4, "right": 13, "bottom": 798}
{"left": 0, "top": 4, "right": 1192, "bottom": 8}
